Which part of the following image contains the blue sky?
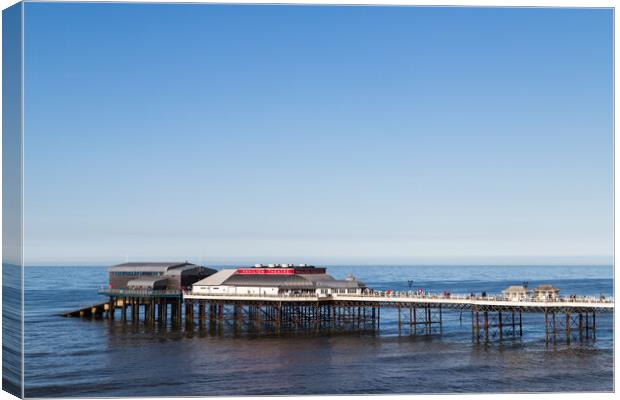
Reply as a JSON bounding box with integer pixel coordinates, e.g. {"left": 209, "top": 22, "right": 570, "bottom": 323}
{"left": 23, "top": 4, "right": 613, "bottom": 265}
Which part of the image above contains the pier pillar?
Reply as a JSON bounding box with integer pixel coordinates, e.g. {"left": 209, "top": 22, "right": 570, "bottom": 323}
{"left": 475, "top": 308, "right": 480, "bottom": 342}
{"left": 397, "top": 305, "right": 401, "bottom": 335}
{"left": 565, "top": 312, "right": 571, "bottom": 343}
{"left": 519, "top": 312, "right": 522, "bottom": 336}
{"left": 579, "top": 313, "right": 583, "bottom": 339}
{"left": 145, "top": 301, "right": 150, "bottom": 324}
{"left": 199, "top": 301, "right": 205, "bottom": 327}
{"left": 498, "top": 311, "right": 503, "bottom": 339}
{"left": 483, "top": 311, "right": 489, "bottom": 340}
{"left": 552, "top": 311, "right": 557, "bottom": 341}
{"left": 121, "top": 299, "right": 127, "bottom": 321}
{"left": 108, "top": 297, "right": 115, "bottom": 320}
{"left": 439, "top": 305, "right": 442, "bottom": 333}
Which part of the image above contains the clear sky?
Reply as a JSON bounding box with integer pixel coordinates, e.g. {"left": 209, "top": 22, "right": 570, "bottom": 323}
{"left": 23, "top": 4, "right": 613, "bottom": 266}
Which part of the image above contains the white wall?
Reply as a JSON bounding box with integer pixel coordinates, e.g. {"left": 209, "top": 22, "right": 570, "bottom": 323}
{"left": 192, "top": 285, "right": 278, "bottom": 296}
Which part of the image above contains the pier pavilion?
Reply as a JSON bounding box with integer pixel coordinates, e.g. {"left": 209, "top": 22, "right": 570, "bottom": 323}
{"left": 192, "top": 263, "right": 366, "bottom": 297}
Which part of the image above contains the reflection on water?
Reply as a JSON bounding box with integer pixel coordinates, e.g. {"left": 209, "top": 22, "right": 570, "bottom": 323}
{"left": 24, "top": 266, "right": 613, "bottom": 397}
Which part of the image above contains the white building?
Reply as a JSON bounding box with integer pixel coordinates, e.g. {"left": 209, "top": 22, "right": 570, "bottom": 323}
{"left": 533, "top": 284, "right": 560, "bottom": 301}
{"left": 192, "top": 264, "right": 366, "bottom": 297}
{"left": 502, "top": 285, "right": 530, "bottom": 301}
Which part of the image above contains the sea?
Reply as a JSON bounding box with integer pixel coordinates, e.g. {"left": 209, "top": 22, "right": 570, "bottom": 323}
{"left": 12, "top": 265, "right": 615, "bottom": 397}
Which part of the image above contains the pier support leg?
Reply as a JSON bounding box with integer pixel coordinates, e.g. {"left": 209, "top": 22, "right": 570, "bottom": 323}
{"left": 565, "top": 312, "right": 571, "bottom": 343}
{"left": 439, "top": 305, "right": 442, "bottom": 333}
{"left": 199, "top": 301, "right": 205, "bottom": 327}
{"left": 121, "top": 299, "right": 127, "bottom": 321}
{"left": 498, "top": 311, "right": 503, "bottom": 339}
{"left": 484, "top": 311, "right": 489, "bottom": 340}
{"left": 108, "top": 297, "right": 115, "bottom": 320}
{"left": 397, "top": 305, "right": 401, "bottom": 335}
{"left": 475, "top": 308, "right": 480, "bottom": 342}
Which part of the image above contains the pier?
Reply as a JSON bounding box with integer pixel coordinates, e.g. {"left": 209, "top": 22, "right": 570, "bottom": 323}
{"left": 182, "top": 292, "right": 613, "bottom": 342}
{"left": 76, "top": 289, "right": 614, "bottom": 343}
{"left": 64, "top": 262, "right": 614, "bottom": 343}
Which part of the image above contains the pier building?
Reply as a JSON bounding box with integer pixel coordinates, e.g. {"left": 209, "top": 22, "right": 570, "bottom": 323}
{"left": 93, "top": 262, "right": 217, "bottom": 324}
{"left": 533, "top": 284, "right": 560, "bottom": 301}
{"left": 108, "top": 262, "right": 216, "bottom": 291}
{"left": 502, "top": 285, "right": 530, "bottom": 301}
{"left": 192, "top": 264, "right": 366, "bottom": 297}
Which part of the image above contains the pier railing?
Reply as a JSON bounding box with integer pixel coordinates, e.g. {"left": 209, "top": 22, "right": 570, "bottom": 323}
{"left": 183, "top": 290, "right": 613, "bottom": 305}
{"left": 348, "top": 291, "right": 613, "bottom": 304}
{"left": 98, "top": 288, "right": 182, "bottom": 297}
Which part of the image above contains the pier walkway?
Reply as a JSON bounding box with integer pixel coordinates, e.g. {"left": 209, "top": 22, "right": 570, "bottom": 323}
{"left": 66, "top": 289, "right": 613, "bottom": 343}
{"left": 184, "top": 291, "right": 614, "bottom": 310}
{"left": 183, "top": 291, "right": 613, "bottom": 342}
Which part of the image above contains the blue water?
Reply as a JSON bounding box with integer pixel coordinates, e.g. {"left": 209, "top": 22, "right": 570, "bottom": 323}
{"left": 22, "top": 265, "right": 613, "bottom": 396}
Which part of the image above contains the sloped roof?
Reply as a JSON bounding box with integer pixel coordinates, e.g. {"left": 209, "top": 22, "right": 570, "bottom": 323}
{"left": 503, "top": 285, "right": 529, "bottom": 293}
{"left": 222, "top": 273, "right": 314, "bottom": 288}
{"left": 110, "top": 262, "right": 191, "bottom": 272}
{"left": 534, "top": 284, "right": 559, "bottom": 292}
{"left": 192, "top": 269, "right": 366, "bottom": 289}
{"left": 194, "top": 269, "right": 237, "bottom": 286}
{"left": 166, "top": 266, "right": 217, "bottom": 276}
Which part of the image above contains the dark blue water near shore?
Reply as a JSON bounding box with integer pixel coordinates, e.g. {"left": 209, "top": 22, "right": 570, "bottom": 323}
{"left": 24, "top": 265, "right": 613, "bottom": 397}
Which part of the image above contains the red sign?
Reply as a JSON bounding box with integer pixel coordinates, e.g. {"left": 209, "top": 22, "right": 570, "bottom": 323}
{"left": 236, "top": 267, "right": 327, "bottom": 275}
{"left": 237, "top": 268, "right": 295, "bottom": 275}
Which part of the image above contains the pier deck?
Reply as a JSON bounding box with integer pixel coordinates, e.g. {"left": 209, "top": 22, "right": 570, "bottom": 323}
{"left": 182, "top": 291, "right": 613, "bottom": 342}
{"left": 184, "top": 292, "right": 613, "bottom": 311}
{"left": 67, "top": 289, "right": 613, "bottom": 343}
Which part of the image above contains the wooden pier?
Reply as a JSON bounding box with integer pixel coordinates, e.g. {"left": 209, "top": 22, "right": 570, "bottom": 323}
{"left": 66, "top": 290, "right": 613, "bottom": 343}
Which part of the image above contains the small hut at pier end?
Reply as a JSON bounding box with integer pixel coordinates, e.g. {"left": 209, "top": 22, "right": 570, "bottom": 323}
{"left": 502, "top": 285, "right": 530, "bottom": 301}
{"left": 533, "top": 284, "right": 560, "bottom": 301}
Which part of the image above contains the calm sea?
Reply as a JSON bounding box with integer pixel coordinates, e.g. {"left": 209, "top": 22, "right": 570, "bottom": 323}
{"left": 20, "top": 265, "right": 614, "bottom": 397}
